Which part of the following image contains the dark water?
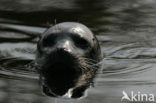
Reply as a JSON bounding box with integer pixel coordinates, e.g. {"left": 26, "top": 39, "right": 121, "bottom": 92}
{"left": 0, "top": 0, "right": 156, "bottom": 103}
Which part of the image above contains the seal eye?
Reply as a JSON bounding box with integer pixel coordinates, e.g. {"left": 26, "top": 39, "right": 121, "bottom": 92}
{"left": 42, "top": 35, "right": 56, "bottom": 47}
{"left": 73, "top": 36, "right": 89, "bottom": 49}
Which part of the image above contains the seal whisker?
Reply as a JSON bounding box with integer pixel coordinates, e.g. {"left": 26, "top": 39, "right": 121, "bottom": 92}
{"left": 77, "top": 56, "right": 98, "bottom": 63}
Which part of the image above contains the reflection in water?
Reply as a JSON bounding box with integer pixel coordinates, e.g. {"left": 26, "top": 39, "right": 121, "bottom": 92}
{"left": 0, "top": 0, "right": 156, "bottom": 103}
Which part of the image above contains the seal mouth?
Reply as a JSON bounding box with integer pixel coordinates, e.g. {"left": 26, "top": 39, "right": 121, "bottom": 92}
{"left": 39, "top": 52, "right": 82, "bottom": 97}
{"left": 37, "top": 48, "right": 99, "bottom": 98}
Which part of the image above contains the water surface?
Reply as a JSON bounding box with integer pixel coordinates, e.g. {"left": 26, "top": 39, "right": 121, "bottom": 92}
{"left": 0, "top": 0, "right": 156, "bottom": 103}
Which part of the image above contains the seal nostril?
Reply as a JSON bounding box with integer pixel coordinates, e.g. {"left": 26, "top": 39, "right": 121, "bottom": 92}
{"left": 56, "top": 41, "right": 73, "bottom": 53}
{"left": 56, "top": 48, "right": 66, "bottom": 53}
{"left": 56, "top": 47, "right": 71, "bottom": 54}
{"left": 64, "top": 48, "right": 72, "bottom": 53}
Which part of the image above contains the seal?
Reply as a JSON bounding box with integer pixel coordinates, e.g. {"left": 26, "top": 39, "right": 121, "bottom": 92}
{"left": 36, "top": 22, "right": 101, "bottom": 98}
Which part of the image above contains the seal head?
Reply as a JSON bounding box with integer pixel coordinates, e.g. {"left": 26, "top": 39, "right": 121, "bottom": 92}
{"left": 36, "top": 22, "right": 101, "bottom": 98}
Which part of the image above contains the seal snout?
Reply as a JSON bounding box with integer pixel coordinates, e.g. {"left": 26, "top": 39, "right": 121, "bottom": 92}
{"left": 56, "top": 40, "right": 73, "bottom": 53}
{"left": 39, "top": 48, "right": 81, "bottom": 97}
{"left": 49, "top": 48, "right": 76, "bottom": 65}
